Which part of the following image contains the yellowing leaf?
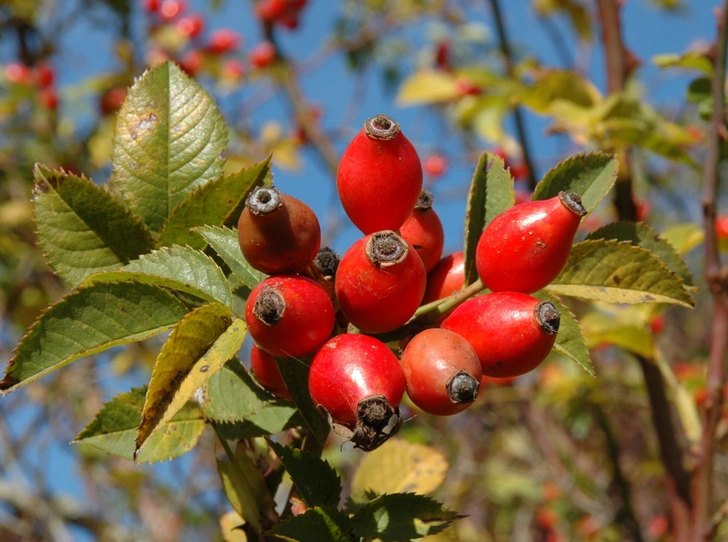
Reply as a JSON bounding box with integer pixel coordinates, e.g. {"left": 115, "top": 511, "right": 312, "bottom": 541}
{"left": 220, "top": 511, "right": 247, "bottom": 542}
{"left": 520, "top": 69, "right": 601, "bottom": 114}
{"left": 397, "top": 70, "right": 461, "bottom": 106}
{"left": 135, "top": 303, "right": 247, "bottom": 458}
{"left": 580, "top": 311, "right": 655, "bottom": 358}
{"left": 351, "top": 439, "right": 448, "bottom": 497}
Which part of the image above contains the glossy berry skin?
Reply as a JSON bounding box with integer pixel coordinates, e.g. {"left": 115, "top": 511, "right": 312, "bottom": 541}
{"left": 401, "top": 328, "right": 482, "bottom": 416}
{"left": 309, "top": 334, "right": 405, "bottom": 427}
{"left": 399, "top": 190, "right": 444, "bottom": 272}
{"left": 245, "top": 275, "right": 334, "bottom": 359}
{"left": 422, "top": 252, "right": 464, "bottom": 304}
{"left": 238, "top": 186, "right": 321, "bottom": 275}
{"left": 337, "top": 114, "right": 422, "bottom": 234}
{"left": 476, "top": 191, "right": 586, "bottom": 293}
{"left": 336, "top": 231, "right": 426, "bottom": 334}
{"left": 250, "top": 344, "right": 292, "bottom": 400}
{"left": 441, "top": 292, "right": 560, "bottom": 378}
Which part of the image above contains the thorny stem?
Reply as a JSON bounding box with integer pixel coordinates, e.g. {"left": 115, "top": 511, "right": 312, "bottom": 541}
{"left": 596, "top": 1, "right": 688, "bottom": 538}
{"left": 487, "top": 0, "right": 538, "bottom": 191}
{"left": 695, "top": 3, "right": 728, "bottom": 538}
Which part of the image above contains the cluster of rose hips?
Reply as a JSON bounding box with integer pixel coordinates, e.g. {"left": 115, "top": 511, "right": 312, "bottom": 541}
{"left": 141, "top": 0, "right": 291, "bottom": 81}
{"left": 4, "top": 61, "right": 58, "bottom": 111}
{"left": 238, "top": 114, "right": 585, "bottom": 450}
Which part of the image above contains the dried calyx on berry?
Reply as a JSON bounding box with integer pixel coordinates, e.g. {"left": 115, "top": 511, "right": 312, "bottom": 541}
{"left": 313, "top": 247, "right": 339, "bottom": 279}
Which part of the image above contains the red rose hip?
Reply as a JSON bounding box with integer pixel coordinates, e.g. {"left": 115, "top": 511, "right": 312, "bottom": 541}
{"left": 308, "top": 334, "right": 405, "bottom": 450}
{"left": 422, "top": 252, "right": 465, "bottom": 304}
{"left": 401, "top": 328, "right": 482, "bottom": 416}
{"left": 237, "top": 186, "right": 321, "bottom": 275}
{"left": 250, "top": 344, "right": 292, "bottom": 400}
{"left": 245, "top": 275, "right": 334, "bottom": 358}
{"left": 335, "top": 230, "right": 426, "bottom": 334}
{"left": 399, "top": 190, "right": 444, "bottom": 272}
{"left": 441, "top": 292, "right": 560, "bottom": 378}
{"left": 337, "top": 114, "right": 422, "bottom": 234}
{"left": 476, "top": 191, "right": 586, "bottom": 293}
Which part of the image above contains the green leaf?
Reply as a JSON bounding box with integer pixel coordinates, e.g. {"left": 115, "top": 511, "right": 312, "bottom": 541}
{"left": 214, "top": 404, "right": 302, "bottom": 440}
{"left": 217, "top": 440, "right": 276, "bottom": 534}
{"left": 535, "top": 292, "right": 593, "bottom": 376}
{"left": 532, "top": 153, "right": 617, "bottom": 215}
{"left": 202, "top": 358, "right": 274, "bottom": 423}
{"left": 112, "top": 61, "right": 228, "bottom": 231}
{"left": 520, "top": 69, "right": 600, "bottom": 113}
{"left": 276, "top": 357, "right": 330, "bottom": 447}
{"left": 653, "top": 52, "right": 713, "bottom": 76}
{"left": 586, "top": 221, "right": 694, "bottom": 287}
{"left": 351, "top": 440, "right": 448, "bottom": 499}
{"left": 135, "top": 303, "right": 246, "bottom": 458}
{"left": 33, "top": 165, "right": 154, "bottom": 286}
{"left": 85, "top": 245, "right": 233, "bottom": 309}
{"left": 196, "top": 226, "right": 266, "bottom": 289}
{"left": 157, "top": 158, "right": 271, "bottom": 250}
{"left": 0, "top": 281, "right": 188, "bottom": 394}
{"left": 75, "top": 387, "right": 204, "bottom": 463}
{"left": 268, "top": 507, "right": 352, "bottom": 542}
{"left": 351, "top": 493, "right": 457, "bottom": 541}
{"left": 546, "top": 239, "right": 694, "bottom": 307}
{"left": 396, "top": 70, "right": 461, "bottom": 106}
{"left": 269, "top": 441, "right": 342, "bottom": 508}
{"left": 580, "top": 311, "right": 654, "bottom": 358}
{"left": 463, "top": 152, "right": 515, "bottom": 285}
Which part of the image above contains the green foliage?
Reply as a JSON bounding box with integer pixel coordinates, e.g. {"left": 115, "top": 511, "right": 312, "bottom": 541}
{"left": 112, "top": 62, "right": 228, "bottom": 232}
{"left": 33, "top": 165, "right": 154, "bottom": 286}
{"left": 350, "top": 493, "right": 457, "bottom": 541}
{"left": 156, "top": 157, "right": 272, "bottom": 250}
{"left": 547, "top": 239, "right": 694, "bottom": 306}
{"left": 0, "top": 281, "right": 188, "bottom": 394}
{"left": 268, "top": 507, "right": 353, "bottom": 542}
{"left": 462, "top": 151, "right": 514, "bottom": 286}
{"left": 532, "top": 152, "right": 617, "bottom": 214}
{"left": 196, "top": 226, "right": 267, "bottom": 289}
{"left": 84, "top": 244, "right": 234, "bottom": 309}
{"left": 136, "top": 303, "right": 246, "bottom": 457}
{"left": 269, "top": 441, "right": 342, "bottom": 508}
{"left": 75, "top": 387, "right": 204, "bottom": 463}
{"left": 586, "top": 221, "right": 694, "bottom": 287}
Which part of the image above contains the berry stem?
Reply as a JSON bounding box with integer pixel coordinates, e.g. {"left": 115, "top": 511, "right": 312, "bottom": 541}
{"left": 417, "top": 278, "right": 485, "bottom": 323}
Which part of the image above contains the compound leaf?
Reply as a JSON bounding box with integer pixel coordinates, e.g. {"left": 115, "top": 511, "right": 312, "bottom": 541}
{"left": 157, "top": 157, "right": 271, "bottom": 249}
{"left": 532, "top": 153, "right": 617, "bottom": 215}
{"left": 75, "top": 387, "right": 204, "bottom": 463}
{"left": 33, "top": 165, "right": 153, "bottom": 286}
{"left": 268, "top": 507, "right": 352, "bottom": 542}
{"left": 546, "top": 239, "right": 694, "bottom": 307}
{"left": 135, "top": 303, "right": 246, "bottom": 458}
{"left": 196, "top": 226, "right": 266, "bottom": 289}
{"left": 202, "top": 358, "right": 275, "bottom": 423}
{"left": 112, "top": 61, "right": 228, "bottom": 231}
{"left": 0, "top": 281, "right": 188, "bottom": 394}
{"left": 85, "top": 245, "right": 233, "bottom": 309}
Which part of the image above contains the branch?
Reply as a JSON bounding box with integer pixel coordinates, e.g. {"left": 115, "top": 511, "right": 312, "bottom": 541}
{"left": 694, "top": 3, "right": 728, "bottom": 537}
{"left": 487, "top": 0, "right": 538, "bottom": 191}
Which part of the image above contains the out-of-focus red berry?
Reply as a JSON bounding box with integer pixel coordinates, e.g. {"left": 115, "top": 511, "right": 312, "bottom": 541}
{"left": 514, "top": 189, "right": 531, "bottom": 204}
{"left": 648, "top": 515, "right": 669, "bottom": 538}
{"left": 434, "top": 40, "right": 451, "bottom": 71}
{"left": 249, "top": 41, "right": 277, "bottom": 69}
{"left": 636, "top": 199, "right": 651, "bottom": 221}
{"left": 649, "top": 314, "right": 665, "bottom": 335}
{"left": 179, "top": 49, "right": 204, "bottom": 76}
{"left": 279, "top": 12, "right": 300, "bottom": 30}
{"left": 716, "top": 215, "right": 728, "bottom": 239}
{"left": 159, "top": 0, "right": 186, "bottom": 21}
{"left": 34, "top": 63, "right": 55, "bottom": 88}
{"left": 39, "top": 88, "right": 58, "bottom": 111}
{"left": 255, "top": 0, "right": 287, "bottom": 24}
{"left": 143, "top": 0, "right": 160, "bottom": 12}
{"left": 5, "top": 62, "right": 32, "bottom": 85}
{"left": 207, "top": 29, "right": 242, "bottom": 54}
{"left": 423, "top": 154, "right": 448, "bottom": 178}
{"left": 222, "top": 59, "right": 245, "bottom": 81}
{"left": 99, "top": 86, "right": 127, "bottom": 116}
{"left": 176, "top": 14, "right": 204, "bottom": 38}
{"left": 510, "top": 162, "right": 530, "bottom": 181}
